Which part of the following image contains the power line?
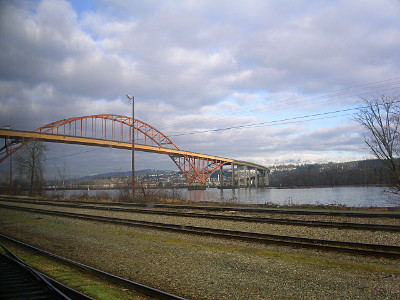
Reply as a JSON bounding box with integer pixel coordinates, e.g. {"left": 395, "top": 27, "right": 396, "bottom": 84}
{"left": 169, "top": 107, "right": 360, "bottom": 136}
{"left": 45, "top": 148, "right": 101, "bottom": 161}
{"left": 164, "top": 84, "right": 400, "bottom": 131}
{"left": 169, "top": 96, "right": 400, "bottom": 137}
{"left": 159, "top": 77, "right": 400, "bottom": 130}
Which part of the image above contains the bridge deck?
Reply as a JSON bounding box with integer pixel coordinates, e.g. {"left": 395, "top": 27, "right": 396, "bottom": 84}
{"left": 0, "top": 129, "right": 268, "bottom": 171}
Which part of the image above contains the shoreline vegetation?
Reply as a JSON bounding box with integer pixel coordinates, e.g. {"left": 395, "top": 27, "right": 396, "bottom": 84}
{"left": 1, "top": 159, "right": 396, "bottom": 197}
{"left": 1, "top": 193, "right": 399, "bottom": 212}
{"left": 41, "top": 183, "right": 389, "bottom": 190}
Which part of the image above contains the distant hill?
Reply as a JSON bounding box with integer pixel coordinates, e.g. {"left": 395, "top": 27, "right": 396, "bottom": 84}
{"left": 78, "top": 169, "right": 173, "bottom": 180}
{"left": 70, "top": 159, "right": 390, "bottom": 187}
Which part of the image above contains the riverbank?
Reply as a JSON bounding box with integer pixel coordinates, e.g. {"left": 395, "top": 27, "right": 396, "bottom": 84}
{"left": 1, "top": 193, "right": 399, "bottom": 212}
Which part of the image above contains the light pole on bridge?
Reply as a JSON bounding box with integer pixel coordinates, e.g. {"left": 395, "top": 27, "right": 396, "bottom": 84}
{"left": 126, "top": 94, "right": 135, "bottom": 202}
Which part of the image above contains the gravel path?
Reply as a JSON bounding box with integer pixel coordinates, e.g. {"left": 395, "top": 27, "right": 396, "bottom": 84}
{"left": 2, "top": 200, "right": 399, "bottom": 246}
{"left": 0, "top": 207, "right": 399, "bottom": 300}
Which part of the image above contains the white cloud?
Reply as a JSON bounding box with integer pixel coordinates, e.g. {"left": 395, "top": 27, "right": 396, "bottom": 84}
{"left": 1, "top": 0, "right": 399, "bottom": 178}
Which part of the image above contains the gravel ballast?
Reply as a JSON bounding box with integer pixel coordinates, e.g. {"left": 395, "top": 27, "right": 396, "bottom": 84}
{"left": 0, "top": 206, "right": 399, "bottom": 299}
{"left": 2, "top": 200, "right": 399, "bottom": 246}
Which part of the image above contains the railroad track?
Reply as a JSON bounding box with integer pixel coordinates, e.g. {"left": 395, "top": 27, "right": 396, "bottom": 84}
{"left": 52, "top": 200, "right": 400, "bottom": 218}
{"left": 1, "top": 198, "right": 399, "bottom": 232}
{"left": 3, "top": 196, "right": 400, "bottom": 219}
{"left": 0, "top": 234, "right": 187, "bottom": 300}
{"left": 1, "top": 203, "right": 399, "bottom": 259}
{"left": 0, "top": 242, "right": 92, "bottom": 299}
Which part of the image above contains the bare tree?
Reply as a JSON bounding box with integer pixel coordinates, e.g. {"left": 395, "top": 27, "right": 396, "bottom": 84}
{"left": 16, "top": 140, "right": 47, "bottom": 196}
{"left": 355, "top": 95, "right": 400, "bottom": 190}
{"left": 116, "top": 176, "right": 131, "bottom": 201}
{"left": 54, "top": 161, "right": 67, "bottom": 198}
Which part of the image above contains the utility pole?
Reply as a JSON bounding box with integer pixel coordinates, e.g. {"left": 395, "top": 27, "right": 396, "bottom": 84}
{"left": 126, "top": 94, "right": 135, "bottom": 202}
{"left": 4, "top": 126, "right": 12, "bottom": 194}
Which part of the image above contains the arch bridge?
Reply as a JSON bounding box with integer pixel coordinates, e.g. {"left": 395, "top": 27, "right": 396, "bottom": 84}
{"left": 0, "top": 114, "right": 269, "bottom": 186}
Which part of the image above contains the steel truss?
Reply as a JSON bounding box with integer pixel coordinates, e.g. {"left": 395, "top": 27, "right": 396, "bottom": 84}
{"left": 1, "top": 114, "right": 227, "bottom": 185}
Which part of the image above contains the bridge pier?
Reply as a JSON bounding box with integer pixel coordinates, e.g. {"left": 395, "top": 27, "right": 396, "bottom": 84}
{"left": 257, "top": 169, "right": 269, "bottom": 186}
{"left": 219, "top": 166, "right": 224, "bottom": 187}
{"left": 255, "top": 171, "right": 259, "bottom": 187}
{"left": 237, "top": 166, "right": 249, "bottom": 188}
{"left": 232, "top": 166, "right": 270, "bottom": 188}
{"left": 219, "top": 164, "right": 239, "bottom": 188}
{"left": 244, "top": 166, "right": 251, "bottom": 188}
{"left": 231, "top": 163, "right": 236, "bottom": 187}
{"left": 236, "top": 166, "right": 241, "bottom": 187}
{"left": 237, "top": 166, "right": 243, "bottom": 187}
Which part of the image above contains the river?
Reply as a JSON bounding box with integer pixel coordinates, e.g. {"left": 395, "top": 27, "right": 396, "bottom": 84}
{"left": 49, "top": 186, "right": 399, "bottom": 207}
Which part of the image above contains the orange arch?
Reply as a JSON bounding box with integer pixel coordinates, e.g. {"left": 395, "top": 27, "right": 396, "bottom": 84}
{"left": 2, "top": 114, "right": 227, "bottom": 185}
{"left": 36, "top": 114, "right": 180, "bottom": 150}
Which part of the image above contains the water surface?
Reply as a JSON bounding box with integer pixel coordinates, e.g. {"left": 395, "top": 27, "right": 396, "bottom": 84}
{"left": 51, "top": 186, "right": 399, "bottom": 207}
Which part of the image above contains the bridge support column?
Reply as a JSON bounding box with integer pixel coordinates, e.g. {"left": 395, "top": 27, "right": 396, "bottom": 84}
{"left": 249, "top": 168, "right": 252, "bottom": 187}
{"left": 262, "top": 170, "right": 267, "bottom": 186}
{"left": 258, "top": 169, "right": 266, "bottom": 187}
{"left": 231, "top": 163, "right": 236, "bottom": 187}
{"left": 242, "top": 167, "right": 246, "bottom": 187}
{"left": 219, "top": 166, "right": 224, "bottom": 187}
{"left": 255, "top": 169, "right": 259, "bottom": 187}
{"left": 237, "top": 166, "right": 243, "bottom": 187}
{"left": 246, "top": 167, "right": 250, "bottom": 187}
{"left": 258, "top": 170, "right": 269, "bottom": 186}
{"left": 264, "top": 170, "right": 270, "bottom": 186}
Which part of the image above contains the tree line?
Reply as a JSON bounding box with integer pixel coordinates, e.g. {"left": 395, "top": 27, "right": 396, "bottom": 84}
{"left": 269, "top": 160, "right": 390, "bottom": 187}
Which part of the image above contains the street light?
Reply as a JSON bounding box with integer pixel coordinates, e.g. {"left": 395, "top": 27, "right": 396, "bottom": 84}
{"left": 126, "top": 94, "right": 135, "bottom": 202}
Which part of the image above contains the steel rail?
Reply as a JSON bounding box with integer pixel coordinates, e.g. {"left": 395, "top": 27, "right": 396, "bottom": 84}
{"left": 2, "top": 195, "right": 399, "bottom": 219}
{"left": 142, "top": 204, "right": 400, "bottom": 218}
{"left": 25, "top": 197, "right": 400, "bottom": 218}
{"left": 0, "top": 242, "right": 92, "bottom": 299}
{"left": 0, "top": 234, "right": 188, "bottom": 300}
{"left": 2, "top": 198, "right": 399, "bottom": 232}
{"left": 1, "top": 204, "right": 399, "bottom": 259}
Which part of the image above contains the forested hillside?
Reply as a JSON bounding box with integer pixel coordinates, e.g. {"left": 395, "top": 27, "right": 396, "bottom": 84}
{"left": 269, "top": 160, "right": 390, "bottom": 187}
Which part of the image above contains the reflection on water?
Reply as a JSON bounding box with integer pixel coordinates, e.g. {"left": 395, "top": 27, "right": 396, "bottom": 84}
{"left": 50, "top": 186, "right": 399, "bottom": 207}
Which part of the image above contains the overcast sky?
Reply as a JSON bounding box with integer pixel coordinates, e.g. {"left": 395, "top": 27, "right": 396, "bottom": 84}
{"left": 1, "top": 0, "right": 400, "bottom": 178}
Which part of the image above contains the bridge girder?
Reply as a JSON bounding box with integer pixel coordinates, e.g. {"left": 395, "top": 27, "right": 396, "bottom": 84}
{"left": 0, "top": 115, "right": 269, "bottom": 185}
